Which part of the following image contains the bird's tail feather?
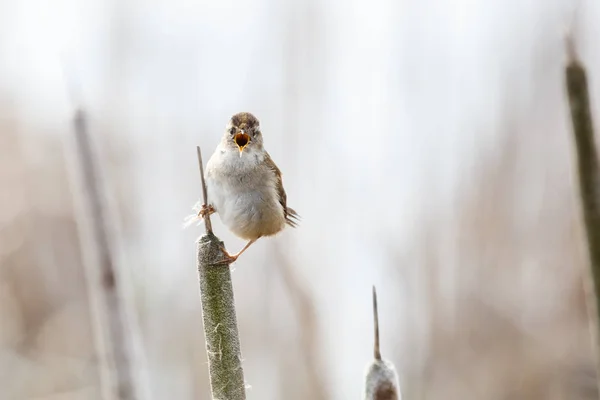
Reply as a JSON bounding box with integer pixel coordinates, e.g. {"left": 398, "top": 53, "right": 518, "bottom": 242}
{"left": 286, "top": 207, "right": 300, "bottom": 228}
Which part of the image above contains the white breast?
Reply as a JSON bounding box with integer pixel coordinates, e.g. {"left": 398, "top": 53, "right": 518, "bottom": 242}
{"left": 205, "top": 146, "right": 286, "bottom": 240}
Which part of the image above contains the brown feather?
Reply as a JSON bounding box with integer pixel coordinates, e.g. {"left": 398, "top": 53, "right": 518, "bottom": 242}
{"left": 263, "top": 152, "right": 300, "bottom": 228}
{"left": 231, "top": 112, "right": 259, "bottom": 130}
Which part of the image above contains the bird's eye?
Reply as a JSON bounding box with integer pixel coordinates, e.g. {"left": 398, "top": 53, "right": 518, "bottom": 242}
{"left": 229, "top": 127, "right": 236, "bottom": 135}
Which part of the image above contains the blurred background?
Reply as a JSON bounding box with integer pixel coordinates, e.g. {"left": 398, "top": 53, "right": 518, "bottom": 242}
{"left": 1, "top": 0, "right": 600, "bottom": 399}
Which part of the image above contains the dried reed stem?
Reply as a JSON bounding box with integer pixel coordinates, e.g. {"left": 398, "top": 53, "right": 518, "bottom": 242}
{"left": 72, "top": 109, "right": 137, "bottom": 400}
{"left": 274, "top": 245, "right": 328, "bottom": 399}
{"left": 565, "top": 34, "right": 600, "bottom": 390}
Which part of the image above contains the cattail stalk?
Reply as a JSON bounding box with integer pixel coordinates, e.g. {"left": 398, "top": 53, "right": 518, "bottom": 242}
{"left": 195, "top": 146, "right": 247, "bottom": 400}
{"left": 363, "top": 286, "right": 401, "bottom": 400}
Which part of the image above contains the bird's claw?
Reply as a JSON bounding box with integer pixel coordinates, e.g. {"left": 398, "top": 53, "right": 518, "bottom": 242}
{"left": 214, "top": 245, "right": 238, "bottom": 265}
{"left": 214, "top": 256, "right": 238, "bottom": 265}
{"left": 198, "top": 204, "right": 215, "bottom": 219}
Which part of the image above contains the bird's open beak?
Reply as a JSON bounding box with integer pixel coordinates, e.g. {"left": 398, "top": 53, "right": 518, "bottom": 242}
{"left": 234, "top": 131, "right": 250, "bottom": 156}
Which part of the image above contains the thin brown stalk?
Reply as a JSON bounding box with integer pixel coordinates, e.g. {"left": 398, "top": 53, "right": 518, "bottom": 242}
{"left": 273, "top": 245, "right": 329, "bottom": 400}
{"left": 72, "top": 109, "right": 137, "bottom": 400}
{"left": 372, "top": 286, "right": 381, "bottom": 361}
{"left": 196, "top": 146, "right": 213, "bottom": 234}
{"left": 565, "top": 33, "right": 600, "bottom": 391}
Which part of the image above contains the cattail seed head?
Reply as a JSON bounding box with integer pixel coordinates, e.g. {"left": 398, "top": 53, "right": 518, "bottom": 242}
{"left": 363, "top": 286, "right": 401, "bottom": 400}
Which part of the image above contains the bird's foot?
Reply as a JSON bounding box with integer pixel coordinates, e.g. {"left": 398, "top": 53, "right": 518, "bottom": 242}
{"left": 214, "top": 245, "right": 239, "bottom": 265}
{"left": 213, "top": 238, "right": 258, "bottom": 265}
{"left": 198, "top": 204, "right": 215, "bottom": 219}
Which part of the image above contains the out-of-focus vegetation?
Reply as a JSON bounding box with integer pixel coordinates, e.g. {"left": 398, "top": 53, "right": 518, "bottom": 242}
{"left": 1, "top": 0, "right": 600, "bottom": 399}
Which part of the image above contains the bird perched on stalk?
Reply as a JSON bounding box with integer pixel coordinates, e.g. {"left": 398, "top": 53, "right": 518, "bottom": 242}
{"left": 198, "top": 112, "right": 299, "bottom": 264}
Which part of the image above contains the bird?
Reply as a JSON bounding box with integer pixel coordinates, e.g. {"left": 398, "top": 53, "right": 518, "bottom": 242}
{"left": 198, "top": 112, "right": 299, "bottom": 264}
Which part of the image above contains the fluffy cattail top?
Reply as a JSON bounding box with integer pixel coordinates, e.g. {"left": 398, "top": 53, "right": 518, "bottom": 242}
{"left": 363, "top": 286, "right": 401, "bottom": 400}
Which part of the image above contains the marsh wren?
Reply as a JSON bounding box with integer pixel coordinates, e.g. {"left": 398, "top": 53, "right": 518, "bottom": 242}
{"left": 199, "top": 112, "right": 299, "bottom": 264}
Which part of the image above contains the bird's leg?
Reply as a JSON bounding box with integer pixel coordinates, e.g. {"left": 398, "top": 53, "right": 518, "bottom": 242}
{"left": 215, "top": 238, "right": 260, "bottom": 265}
{"left": 198, "top": 204, "right": 215, "bottom": 219}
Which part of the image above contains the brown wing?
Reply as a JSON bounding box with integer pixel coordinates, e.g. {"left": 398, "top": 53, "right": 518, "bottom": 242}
{"left": 264, "top": 152, "right": 300, "bottom": 228}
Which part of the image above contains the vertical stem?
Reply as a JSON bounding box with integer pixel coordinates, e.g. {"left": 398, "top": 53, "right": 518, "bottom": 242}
{"left": 197, "top": 235, "right": 246, "bottom": 400}
{"left": 363, "top": 286, "right": 400, "bottom": 400}
{"left": 195, "top": 146, "right": 246, "bottom": 399}
{"left": 372, "top": 286, "right": 381, "bottom": 361}
{"left": 73, "top": 109, "right": 136, "bottom": 400}
{"left": 197, "top": 146, "right": 213, "bottom": 234}
{"left": 565, "top": 42, "right": 600, "bottom": 386}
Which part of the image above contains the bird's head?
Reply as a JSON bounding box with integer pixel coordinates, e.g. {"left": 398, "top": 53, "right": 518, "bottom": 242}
{"left": 223, "top": 112, "right": 263, "bottom": 156}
